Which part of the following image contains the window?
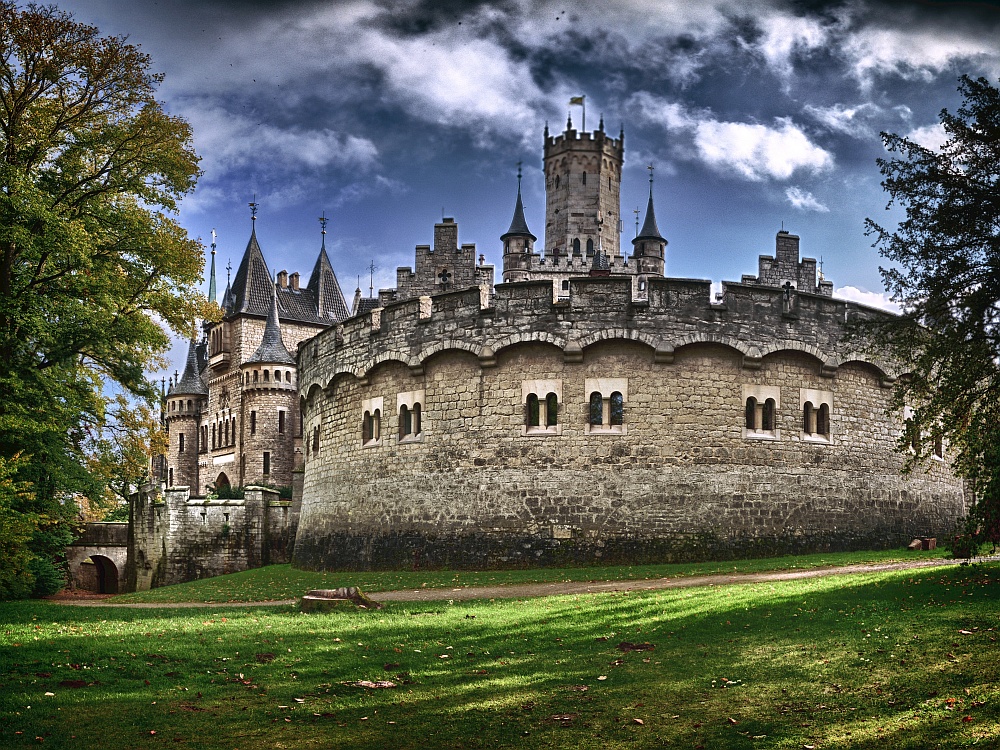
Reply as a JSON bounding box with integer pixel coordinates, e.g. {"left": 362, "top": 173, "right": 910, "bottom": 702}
{"left": 582, "top": 171, "right": 587, "bottom": 185}
{"left": 285, "top": 370, "right": 292, "bottom": 383}
{"left": 278, "top": 410, "right": 285, "bottom": 434}
{"left": 312, "top": 426, "right": 320, "bottom": 454}
{"left": 362, "top": 397, "right": 383, "bottom": 447}
{"left": 168, "top": 467, "right": 173, "bottom": 486}
{"left": 801, "top": 389, "right": 833, "bottom": 442}
{"left": 522, "top": 380, "right": 561, "bottom": 435}
{"left": 585, "top": 378, "right": 627, "bottom": 434}
{"left": 586, "top": 238, "right": 594, "bottom": 255}
{"left": 250, "top": 411, "right": 257, "bottom": 435}
{"left": 555, "top": 175, "right": 560, "bottom": 189}
{"left": 573, "top": 238, "right": 581, "bottom": 255}
{"left": 224, "top": 419, "right": 229, "bottom": 445}
{"left": 231, "top": 417, "right": 237, "bottom": 445}
{"left": 274, "top": 369, "right": 280, "bottom": 382}
{"left": 178, "top": 433, "right": 184, "bottom": 453}
{"left": 743, "top": 385, "right": 780, "bottom": 440}
{"left": 211, "top": 424, "right": 216, "bottom": 449}
{"left": 253, "top": 370, "right": 259, "bottom": 383}
{"left": 263, "top": 451, "right": 270, "bottom": 475}
{"left": 397, "top": 390, "right": 424, "bottom": 442}
{"left": 934, "top": 430, "right": 944, "bottom": 459}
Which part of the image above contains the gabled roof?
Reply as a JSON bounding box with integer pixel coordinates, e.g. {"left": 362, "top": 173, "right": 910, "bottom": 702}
{"left": 246, "top": 283, "right": 295, "bottom": 365}
{"left": 355, "top": 296, "right": 381, "bottom": 316}
{"left": 170, "top": 337, "right": 208, "bottom": 396}
{"left": 307, "top": 246, "right": 350, "bottom": 322}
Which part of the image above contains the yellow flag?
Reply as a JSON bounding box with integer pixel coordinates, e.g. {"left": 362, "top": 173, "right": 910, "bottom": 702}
{"left": 569, "top": 96, "right": 585, "bottom": 105}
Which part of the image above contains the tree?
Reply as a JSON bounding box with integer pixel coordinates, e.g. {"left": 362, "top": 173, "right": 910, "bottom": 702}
{"left": 0, "top": 3, "right": 207, "bottom": 596}
{"left": 865, "top": 75, "right": 1000, "bottom": 546}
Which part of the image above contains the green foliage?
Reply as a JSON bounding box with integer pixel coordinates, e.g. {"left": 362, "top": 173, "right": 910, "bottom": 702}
{"left": 0, "top": 454, "right": 36, "bottom": 599}
{"left": 1, "top": 563, "right": 999, "bottom": 748}
{"left": 0, "top": 3, "right": 206, "bottom": 595}
{"left": 862, "top": 75, "right": 1000, "bottom": 543}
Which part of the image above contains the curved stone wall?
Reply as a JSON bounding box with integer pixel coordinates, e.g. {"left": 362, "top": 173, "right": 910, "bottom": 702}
{"left": 293, "top": 277, "right": 966, "bottom": 570}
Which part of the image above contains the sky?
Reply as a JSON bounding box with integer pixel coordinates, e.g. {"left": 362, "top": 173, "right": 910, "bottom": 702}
{"left": 55, "top": 0, "right": 1000, "bottom": 379}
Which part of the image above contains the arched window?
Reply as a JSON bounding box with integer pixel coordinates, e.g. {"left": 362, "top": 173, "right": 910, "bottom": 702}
{"left": 362, "top": 410, "right": 372, "bottom": 444}
{"left": 312, "top": 426, "right": 320, "bottom": 453}
{"left": 586, "top": 238, "right": 594, "bottom": 255}
{"left": 589, "top": 391, "right": 604, "bottom": 425}
{"left": 817, "top": 403, "right": 830, "bottom": 436}
{"left": 573, "top": 238, "right": 581, "bottom": 255}
{"left": 187, "top": 400, "right": 193, "bottom": 411}
{"left": 263, "top": 370, "right": 269, "bottom": 382}
{"left": 285, "top": 370, "right": 292, "bottom": 383}
{"left": 399, "top": 404, "right": 411, "bottom": 438}
{"left": 745, "top": 397, "right": 757, "bottom": 430}
{"left": 526, "top": 394, "right": 540, "bottom": 428}
{"left": 763, "top": 399, "right": 776, "bottom": 431}
{"left": 211, "top": 424, "right": 216, "bottom": 449}
{"left": 274, "top": 369, "right": 280, "bottom": 382}
{"left": 934, "top": 431, "right": 943, "bottom": 458}
{"left": 803, "top": 402, "right": 815, "bottom": 434}
{"left": 610, "top": 392, "right": 624, "bottom": 426}
{"left": 253, "top": 370, "right": 259, "bottom": 382}
{"left": 372, "top": 409, "right": 381, "bottom": 441}
{"left": 546, "top": 393, "right": 558, "bottom": 427}
{"left": 413, "top": 403, "right": 421, "bottom": 436}
{"left": 582, "top": 171, "right": 587, "bottom": 185}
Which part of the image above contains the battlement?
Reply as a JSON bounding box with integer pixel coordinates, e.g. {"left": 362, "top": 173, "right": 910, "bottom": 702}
{"left": 299, "top": 275, "right": 893, "bottom": 394}
{"left": 544, "top": 127, "right": 624, "bottom": 157}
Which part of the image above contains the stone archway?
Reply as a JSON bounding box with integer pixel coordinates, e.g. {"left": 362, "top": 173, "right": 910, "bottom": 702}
{"left": 216, "top": 472, "right": 231, "bottom": 491}
{"left": 89, "top": 555, "right": 120, "bottom": 594}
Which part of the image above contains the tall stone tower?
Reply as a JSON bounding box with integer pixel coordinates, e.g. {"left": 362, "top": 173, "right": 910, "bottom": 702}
{"left": 543, "top": 116, "right": 624, "bottom": 259}
{"left": 164, "top": 337, "right": 208, "bottom": 489}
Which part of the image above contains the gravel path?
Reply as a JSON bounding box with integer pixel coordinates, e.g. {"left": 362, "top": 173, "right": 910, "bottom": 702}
{"left": 50, "top": 556, "right": 992, "bottom": 609}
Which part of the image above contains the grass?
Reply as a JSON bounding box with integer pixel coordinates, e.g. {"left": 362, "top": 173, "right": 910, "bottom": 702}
{"left": 3, "top": 559, "right": 999, "bottom": 748}
{"left": 109, "top": 547, "right": 952, "bottom": 604}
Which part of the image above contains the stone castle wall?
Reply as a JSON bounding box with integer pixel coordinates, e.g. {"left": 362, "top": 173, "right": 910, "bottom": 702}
{"left": 293, "top": 277, "right": 967, "bottom": 570}
{"left": 128, "top": 485, "right": 295, "bottom": 590}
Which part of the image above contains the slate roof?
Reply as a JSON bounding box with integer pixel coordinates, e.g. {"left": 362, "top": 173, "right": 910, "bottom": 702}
{"left": 355, "top": 296, "right": 381, "bottom": 316}
{"left": 634, "top": 186, "right": 665, "bottom": 244}
{"left": 225, "top": 227, "right": 349, "bottom": 327}
{"left": 246, "top": 284, "right": 295, "bottom": 365}
{"left": 500, "top": 184, "right": 536, "bottom": 242}
{"left": 170, "top": 337, "right": 209, "bottom": 396}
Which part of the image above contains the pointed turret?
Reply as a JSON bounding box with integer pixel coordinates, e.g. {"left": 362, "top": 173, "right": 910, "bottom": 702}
{"left": 229, "top": 223, "right": 274, "bottom": 318}
{"left": 630, "top": 165, "right": 667, "bottom": 278}
{"left": 501, "top": 166, "right": 537, "bottom": 284}
{"left": 207, "top": 229, "right": 218, "bottom": 304}
{"left": 246, "top": 281, "right": 295, "bottom": 366}
{"left": 307, "top": 240, "right": 350, "bottom": 323}
{"left": 172, "top": 336, "right": 209, "bottom": 396}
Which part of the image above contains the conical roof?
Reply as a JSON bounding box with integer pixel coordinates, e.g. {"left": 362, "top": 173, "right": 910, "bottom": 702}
{"left": 501, "top": 184, "right": 536, "bottom": 242}
{"left": 307, "top": 246, "right": 350, "bottom": 322}
{"left": 207, "top": 248, "right": 217, "bottom": 304}
{"left": 246, "top": 282, "right": 295, "bottom": 365}
{"left": 633, "top": 186, "right": 665, "bottom": 244}
{"left": 171, "top": 337, "right": 208, "bottom": 396}
{"left": 229, "top": 226, "right": 274, "bottom": 317}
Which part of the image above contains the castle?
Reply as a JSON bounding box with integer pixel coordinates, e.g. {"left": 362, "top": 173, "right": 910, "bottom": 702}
{"left": 97, "top": 116, "right": 965, "bottom": 591}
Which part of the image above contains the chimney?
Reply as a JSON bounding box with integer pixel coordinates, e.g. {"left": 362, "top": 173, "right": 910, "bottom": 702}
{"left": 289, "top": 272, "right": 300, "bottom": 291}
{"left": 277, "top": 270, "right": 288, "bottom": 289}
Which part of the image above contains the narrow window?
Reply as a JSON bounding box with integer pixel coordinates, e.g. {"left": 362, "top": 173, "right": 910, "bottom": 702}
{"left": 803, "top": 402, "right": 815, "bottom": 434}
{"left": 555, "top": 175, "right": 560, "bottom": 189}
{"left": 399, "top": 404, "right": 411, "bottom": 438}
{"left": 589, "top": 391, "right": 604, "bottom": 425}
{"left": 526, "top": 394, "right": 540, "bottom": 428}
{"left": 231, "top": 417, "right": 237, "bottom": 445}
{"left": 274, "top": 369, "right": 280, "bottom": 382}
{"left": 224, "top": 419, "right": 229, "bottom": 445}
{"left": 278, "top": 410, "right": 285, "bottom": 434}
{"left": 573, "top": 238, "right": 581, "bottom": 255}
{"left": 586, "top": 238, "right": 594, "bottom": 255}
{"left": 362, "top": 411, "right": 372, "bottom": 444}
{"left": 168, "top": 467, "right": 173, "bottom": 486}
{"left": 610, "top": 392, "right": 624, "bottom": 426}
{"left": 763, "top": 399, "right": 775, "bottom": 431}
{"left": 818, "top": 403, "right": 830, "bottom": 436}
{"left": 373, "top": 409, "right": 381, "bottom": 441}
{"left": 187, "top": 400, "right": 192, "bottom": 411}
{"left": 253, "top": 370, "right": 259, "bottom": 382}
{"left": 250, "top": 411, "right": 257, "bottom": 435}
{"left": 264, "top": 370, "right": 270, "bottom": 382}
{"left": 313, "top": 426, "right": 320, "bottom": 453}
{"left": 212, "top": 424, "right": 216, "bottom": 449}
{"left": 582, "top": 171, "right": 587, "bottom": 185}
{"left": 546, "top": 393, "right": 558, "bottom": 427}
{"left": 413, "top": 403, "right": 421, "bottom": 435}
{"left": 263, "top": 451, "right": 270, "bottom": 475}
{"left": 745, "top": 397, "right": 757, "bottom": 430}
{"left": 934, "top": 431, "right": 943, "bottom": 458}
{"left": 179, "top": 433, "right": 184, "bottom": 453}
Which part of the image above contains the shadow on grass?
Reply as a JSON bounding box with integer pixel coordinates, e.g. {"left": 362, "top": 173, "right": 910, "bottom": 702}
{"left": 2, "top": 564, "right": 998, "bottom": 749}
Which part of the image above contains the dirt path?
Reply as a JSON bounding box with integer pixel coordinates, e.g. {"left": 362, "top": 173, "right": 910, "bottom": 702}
{"left": 50, "top": 556, "right": 993, "bottom": 609}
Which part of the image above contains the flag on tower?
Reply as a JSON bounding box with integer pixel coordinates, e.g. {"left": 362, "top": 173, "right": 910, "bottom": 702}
{"left": 569, "top": 96, "right": 585, "bottom": 105}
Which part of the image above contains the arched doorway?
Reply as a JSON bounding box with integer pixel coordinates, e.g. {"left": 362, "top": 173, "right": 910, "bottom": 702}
{"left": 90, "top": 555, "right": 119, "bottom": 594}
{"left": 216, "top": 472, "right": 231, "bottom": 492}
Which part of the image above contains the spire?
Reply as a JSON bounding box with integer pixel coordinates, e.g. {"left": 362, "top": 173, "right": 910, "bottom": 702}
{"left": 221, "top": 260, "right": 234, "bottom": 314}
{"left": 207, "top": 229, "right": 217, "bottom": 304}
{"left": 229, "top": 201, "right": 274, "bottom": 317}
{"left": 599, "top": 113, "right": 605, "bottom": 131}
{"left": 567, "top": 112, "right": 573, "bottom": 130}
{"left": 172, "top": 336, "right": 208, "bottom": 396}
{"left": 246, "top": 278, "right": 295, "bottom": 365}
{"left": 501, "top": 162, "right": 536, "bottom": 242}
{"left": 634, "top": 164, "right": 666, "bottom": 243}
{"left": 307, "top": 234, "right": 350, "bottom": 322}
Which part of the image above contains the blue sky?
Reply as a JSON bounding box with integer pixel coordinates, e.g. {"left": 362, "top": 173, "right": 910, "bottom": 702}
{"left": 56, "top": 0, "right": 1000, "bottom": 379}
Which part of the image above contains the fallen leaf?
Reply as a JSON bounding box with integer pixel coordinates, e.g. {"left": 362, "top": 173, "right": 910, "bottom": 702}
{"left": 633, "top": 718, "right": 644, "bottom": 725}
{"left": 597, "top": 675, "right": 608, "bottom": 681}
{"left": 728, "top": 717, "right": 738, "bottom": 725}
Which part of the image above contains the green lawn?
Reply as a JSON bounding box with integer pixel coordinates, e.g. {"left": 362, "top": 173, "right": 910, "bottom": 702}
{"left": 111, "top": 548, "right": 951, "bottom": 604}
{"left": 2, "top": 560, "right": 999, "bottom": 748}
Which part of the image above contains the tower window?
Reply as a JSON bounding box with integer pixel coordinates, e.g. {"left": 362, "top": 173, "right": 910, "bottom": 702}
{"left": 211, "top": 424, "right": 216, "bottom": 449}
{"left": 586, "top": 238, "right": 594, "bottom": 255}
{"left": 573, "top": 238, "right": 581, "bottom": 255}
{"left": 178, "top": 434, "right": 184, "bottom": 453}
{"left": 263, "top": 451, "right": 270, "bottom": 475}
{"left": 555, "top": 175, "right": 560, "bottom": 189}
{"left": 312, "top": 426, "right": 320, "bottom": 454}
{"left": 250, "top": 411, "right": 257, "bottom": 435}
{"left": 582, "top": 171, "right": 587, "bottom": 185}
{"left": 168, "top": 467, "right": 173, "bottom": 486}
{"left": 278, "top": 410, "right": 285, "bottom": 434}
